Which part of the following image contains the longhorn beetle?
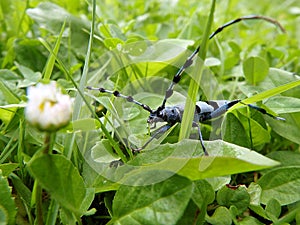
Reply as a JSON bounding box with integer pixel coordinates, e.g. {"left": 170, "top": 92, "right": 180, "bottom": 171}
{"left": 87, "top": 15, "right": 286, "bottom": 156}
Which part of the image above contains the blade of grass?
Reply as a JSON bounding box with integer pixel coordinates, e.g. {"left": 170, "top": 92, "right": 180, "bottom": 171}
{"left": 42, "top": 21, "right": 66, "bottom": 81}
{"left": 179, "top": 0, "right": 216, "bottom": 140}
{"left": 231, "top": 78, "right": 300, "bottom": 110}
{"left": 70, "top": 0, "right": 128, "bottom": 162}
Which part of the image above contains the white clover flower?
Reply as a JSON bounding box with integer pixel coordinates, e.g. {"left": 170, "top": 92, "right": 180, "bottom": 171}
{"left": 25, "top": 81, "right": 73, "bottom": 132}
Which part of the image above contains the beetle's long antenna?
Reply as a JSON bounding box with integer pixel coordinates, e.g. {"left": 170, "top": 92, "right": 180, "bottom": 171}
{"left": 86, "top": 86, "right": 154, "bottom": 113}
{"left": 158, "top": 15, "right": 285, "bottom": 112}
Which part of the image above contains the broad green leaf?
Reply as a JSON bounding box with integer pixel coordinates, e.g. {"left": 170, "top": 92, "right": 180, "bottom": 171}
{"left": 249, "top": 204, "right": 270, "bottom": 220}
{"left": 79, "top": 187, "right": 95, "bottom": 215}
{"left": 10, "top": 173, "right": 32, "bottom": 211}
{"left": 217, "top": 185, "right": 250, "bottom": 214}
{"left": 265, "top": 96, "right": 300, "bottom": 114}
{"left": 206, "top": 176, "right": 231, "bottom": 191}
{"left": 258, "top": 166, "right": 300, "bottom": 205}
{"left": 0, "top": 80, "right": 20, "bottom": 104}
{"left": 0, "top": 171, "right": 16, "bottom": 225}
{"left": 91, "top": 139, "right": 279, "bottom": 186}
{"left": 175, "top": 201, "right": 199, "bottom": 225}
{"left": 243, "top": 56, "right": 269, "bottom": 85}
{"left": 27, "top": 154, "right": 88, "bottom": 215}
{"left": 82, "top": 162, "right": 120, "bottom": 193}
{"left": 0, "top": 206, "right": 7, "bottom": 225}
{"left": 267, "top": 151, "right": 300, "bottom": 167}
{"left": 72, "top": 118, "right": 101, "bottom": 132}
{"left": 13, "top": 39, "right": 48, "bottom": 72}
{"left": 266, "top": 113, "right": 300, "bottom": 144}
{"left": 15, "top": 63, "right": 41, "bottom": 87}
{"left": 222, "top": 113, "right": 251, "bottom": 148}
{"left": 206, "top": 206, "right": 232, "bottom": 225}
{"left": 0, "top": 163, "right": 18, "bottom": 177}
{"left": 26, "top": 2, "right": 90, "bottom": 55}
{"left": 60, "top": 207, "right": 77, "bottom": 225}
{"left": 109, "top": 174, "right": 192, "bottom": 225}
{"left": 0, "top": 69, "right": 20, "bottom": 81}
{"left": 205, "top": 57, "right": 221, "bottom": 67}
{"left": 103, "top": 38, "right": 124, "bottom": 49}
{"left": 192, "top": 180, "right": 215, "bottom": 223}
{"left": 239, "top": 216, "right": 264, "bottom": 225}
{"left": 0, "top": 108, "right": 17, "bottom": 127}
{"left": 265, "top": 198, "right": 281, "bottom": 221}
{"left": 237, "top": 111, "right": 271, "bottom": 147}
{"left": 91, "top": 139, "right": 120, "bottom": 162}
{"left": 248, "top": 183, "right": 262, "bottom": 206}
{"left": 157, "top": 141, "right": 278, "bottom": 180}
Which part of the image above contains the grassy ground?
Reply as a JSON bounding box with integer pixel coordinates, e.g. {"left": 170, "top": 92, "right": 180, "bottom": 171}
{"left": 1, "top": 0, "right": 300, "bottom": 224}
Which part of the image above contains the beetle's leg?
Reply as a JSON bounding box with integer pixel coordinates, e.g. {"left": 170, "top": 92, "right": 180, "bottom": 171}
{"left": 132, "top": 124, "right": 171, "bottom": 153}
{"left": 192, "top": 121, "right": 209, "bottom": 156}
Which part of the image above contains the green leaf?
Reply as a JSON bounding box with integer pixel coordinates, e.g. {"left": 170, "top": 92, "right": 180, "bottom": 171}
{"left": 267, "top": 151, "right": 300, "bottom": 167}
{"left": 265, "top": 96, "right": 300, "bottom": 114}
{"left": 192, "top": 180, "right": 215, "bottom": 223}
{"left": 257, "top": 166, "right": 300, "bottom": 205}
{"left": 236, "top": 111, "right": 271, "bottom": 147}
{"left": 27, "top": 154, "right": 88, "bottom": 215}
{"left": 265, "top": 198, "right": 281, "bottom": 221}
{"left": 95, "top": 139, "right": 279, "bottom": 186}
{"left": 0, "top": 171, "right": 16, "bottom": 225}
{"left": 248, "top": 182, "right": 262, "bottom": 206}
{"left": 266, "top": 113, "right": 300, "bottom": 144}
{"left": 26, "top": 2, "right": 90, "bottom": 55}
{"left": 175, "top": 200, "right": 198, "bottom": 225}
{"left": 249, "top": 205, "right": 270, "bottom": 221}
{"left": 10, "top": 174, "right": 32, "bottom": 209}
{"left": 0, "top": 206, "right": 8, "bottom": 225}
{"left": 0, "top": 69, "right": 20, "bottom": 81}
{"left": 103, "top": 38, "right": 124, "bottom": 49}
{"left": 206, "top": 176, "right": 231, "bottom": 191}
{"left": 13, "top": 39, "right": 48, "bottom": 72}
{"left": 192, "top": 180, "right": 215, "bottom": 208}
{"left": 239, "top": 216, "right": 264, "bottom": 225}
{"left": 72, "top": 118, "right": 101, "bottom": 132}
{"left": 110, "top": 174, "right": 192, "bottom": 225}
{"left": 217, "top": 185, "right": 250, "bottom": 214}
{"left": 206, "top": 206, "right": 232, "bottom": 225}
{"left": 0, "top": 80, "right": 20, "bottom": 104}
{"left": 15, "top": 63, "right": 41, "bottom": 87}
{"left": 0, "top": 163, "right": 18, "bottom": 177}
{"left": 222, "top": 113, "right": 251, "bottom": 148}
{"left": 243, "top": 56, "right": 269, "bottom": 85}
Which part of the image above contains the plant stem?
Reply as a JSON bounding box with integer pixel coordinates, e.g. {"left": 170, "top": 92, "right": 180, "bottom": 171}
{"left": 35, "top": 182, "right": 43, "bottom": 225}
{"left": 46, "top": 199, "right": 59, "bottom": 225}
{"left": 43, "top": 132, "right": 56, "bottom": 154}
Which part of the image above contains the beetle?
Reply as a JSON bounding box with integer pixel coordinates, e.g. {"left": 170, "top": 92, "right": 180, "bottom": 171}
{"left": 87, "top": 15, "right": 285, "bottom": 156}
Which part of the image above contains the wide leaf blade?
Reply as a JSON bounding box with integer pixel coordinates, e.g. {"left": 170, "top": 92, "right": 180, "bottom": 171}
{"left": 27, "top": 154, "right": 88, "bottom": 215}
{"left": 110, "top": 174, "right": 192, "bottom": 225}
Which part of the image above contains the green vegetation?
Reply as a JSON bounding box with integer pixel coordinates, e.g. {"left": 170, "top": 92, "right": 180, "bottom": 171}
{"left": 1, "top": 0, "right": 300, "bottom": 224}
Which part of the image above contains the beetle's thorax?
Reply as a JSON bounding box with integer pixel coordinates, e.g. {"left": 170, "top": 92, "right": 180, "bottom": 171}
{"left": 147, "top": 106, "right": 182, "bottom": 126}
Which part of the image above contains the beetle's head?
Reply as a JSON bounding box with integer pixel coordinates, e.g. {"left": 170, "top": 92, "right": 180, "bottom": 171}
{"left": 147, "top": 106, "right": 181, "bottom": 126}
{"left": 147, "top": 110, "right": 164, "bottom": 126}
